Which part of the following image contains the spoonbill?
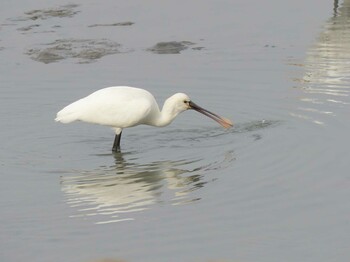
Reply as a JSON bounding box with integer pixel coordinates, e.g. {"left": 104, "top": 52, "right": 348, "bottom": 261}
{"left": 55, "top": 86, "right": 232, "bottom": 151}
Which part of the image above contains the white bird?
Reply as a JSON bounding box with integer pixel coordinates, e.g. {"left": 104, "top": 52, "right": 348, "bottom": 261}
{"left": 55, "top": 86, "right": 233, "bottom": 151}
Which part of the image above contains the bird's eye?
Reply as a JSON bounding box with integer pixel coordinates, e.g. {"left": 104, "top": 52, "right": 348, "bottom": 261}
{"left": 184, "top": 100, "right": 189, "bottom": 104}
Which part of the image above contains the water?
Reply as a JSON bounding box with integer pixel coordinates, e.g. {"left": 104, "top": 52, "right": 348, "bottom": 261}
{"left": 1, "top": 0, "right": 349, "bottom": 261}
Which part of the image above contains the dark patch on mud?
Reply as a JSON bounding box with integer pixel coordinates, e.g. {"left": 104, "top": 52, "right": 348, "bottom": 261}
{"left": 192, "top": 46, "right": 205, "bottom": 51}
{"left": 12, "top": 4, "right": 80, "bottom": 21}
{"left": 17, "top": 24, "right": 40, "bottom": 31}
{"left": 147, "top": 41, "right": 204, "bottom": 54}
{"left": 26, "top": 39, "right": 122, "bottom": 64}
{"left": 6, "top": 5, "right": 79, "bottom": 34}
{"left": 88, "top": 22, "right": 134, "bottom": 27}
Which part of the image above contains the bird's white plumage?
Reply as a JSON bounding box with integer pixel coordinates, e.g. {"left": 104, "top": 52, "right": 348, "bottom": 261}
{"left": 55, "top": 86, "right": 232, "bottom": 150}
{"left": 55, "top": 86, "right": 191, "bottom": 131}
{"left": 56, "top": 87, "right": 158, "bottom": 128}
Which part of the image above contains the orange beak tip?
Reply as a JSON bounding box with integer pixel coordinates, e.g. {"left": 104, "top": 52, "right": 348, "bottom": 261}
{"left": 221, "top": 117, "right": 233, "bottom": 129}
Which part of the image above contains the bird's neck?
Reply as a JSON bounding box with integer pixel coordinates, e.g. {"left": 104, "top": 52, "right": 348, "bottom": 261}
{"left": 152, "top": 99, "right": 179, "bottom": 127}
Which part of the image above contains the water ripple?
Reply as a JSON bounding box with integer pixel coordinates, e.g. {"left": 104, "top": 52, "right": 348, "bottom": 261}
{"left": 290, "top": 0, "right": 350, "bottom": 125}
{"left": 60, "top": 150, "right": 235, "bottom": 224}
{"left": 57, "top": 118, "right": 279, "bottom": 224}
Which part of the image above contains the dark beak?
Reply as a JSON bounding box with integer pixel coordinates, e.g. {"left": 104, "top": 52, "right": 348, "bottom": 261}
{"left": 189, "top": 101, "right": 233, "bottom": 129}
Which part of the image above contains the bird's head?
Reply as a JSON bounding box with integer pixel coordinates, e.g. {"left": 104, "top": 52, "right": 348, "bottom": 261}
{"left": 165, "top": 93, "right": 233, "bottom": 129}
{"left": 165, "top": 93, "right": 192, "bottom": 114}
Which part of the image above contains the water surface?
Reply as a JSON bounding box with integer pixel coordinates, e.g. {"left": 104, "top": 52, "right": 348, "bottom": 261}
{"left": 1, "top": 0, "right": 349, "bottom": 262}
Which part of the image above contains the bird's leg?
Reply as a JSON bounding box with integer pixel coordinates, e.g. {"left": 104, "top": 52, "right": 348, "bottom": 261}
{"left": 112, "top": 131, "right": 122, "bottom": 152}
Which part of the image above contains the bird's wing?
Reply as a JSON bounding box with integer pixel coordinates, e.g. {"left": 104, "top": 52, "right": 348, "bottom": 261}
{"left": 78, "top": 88, "right": 155, "bottom": 128}
{"left": 56, "top": 86, "right": 158, "bottom": 128}
{"left": 114, "top": 96, "right": 154, "bottom": 127}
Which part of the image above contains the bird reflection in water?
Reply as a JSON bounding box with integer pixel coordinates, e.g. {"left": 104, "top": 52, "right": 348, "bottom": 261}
{"left": 61, "top": 151, "right": 234, "bottom": 224}
{"left": 290, "top": 0, "right": 350, "bottom": 124}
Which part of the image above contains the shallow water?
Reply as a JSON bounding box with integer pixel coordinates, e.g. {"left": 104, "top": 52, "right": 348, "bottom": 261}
{"left": 1, "top": 0, "right": 350, "bottom": 262}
